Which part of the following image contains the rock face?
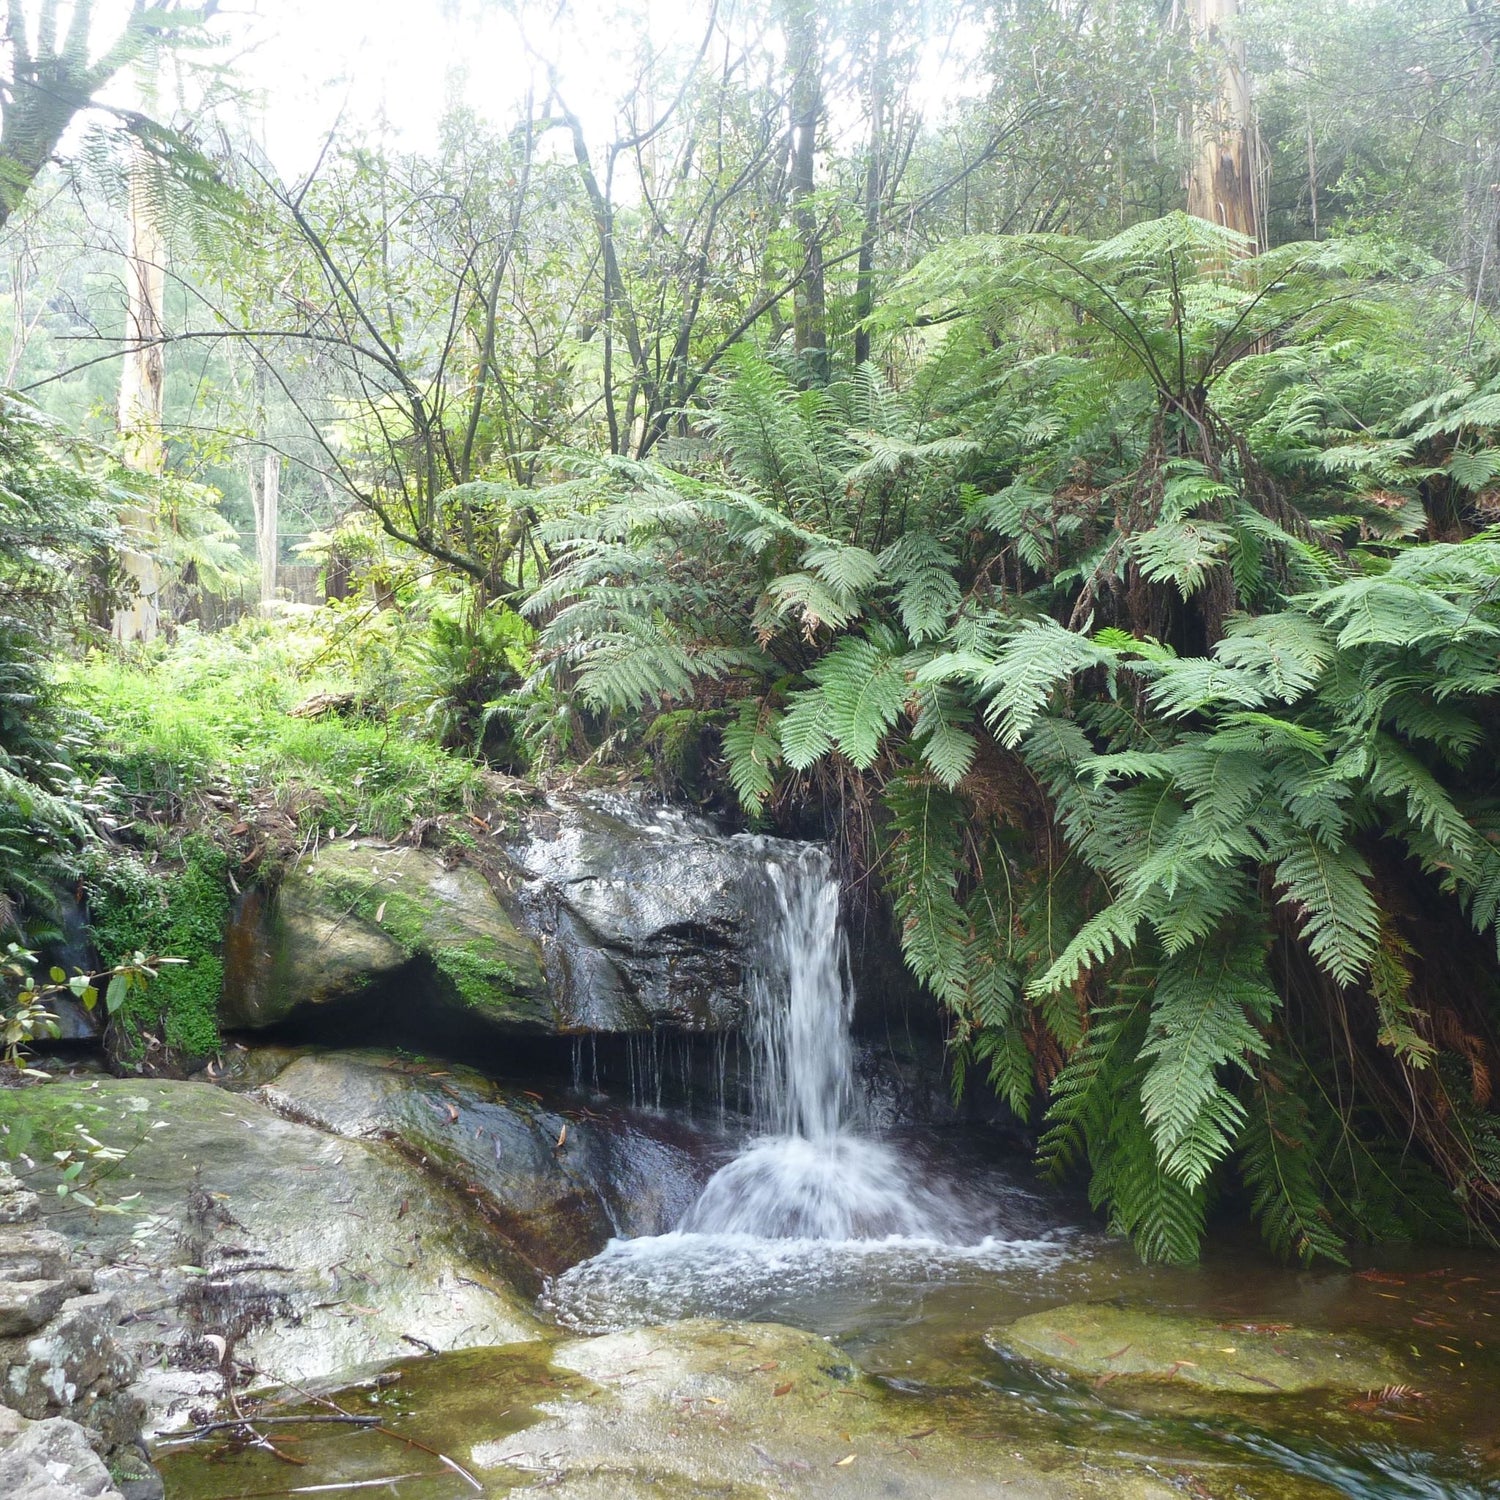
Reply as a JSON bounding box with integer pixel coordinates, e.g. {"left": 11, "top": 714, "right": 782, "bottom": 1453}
{"left": 0, "top": 1163, "right": 154, "bottom": 1500}
{"left": 506, "top": 797, "right": 762, "bottom": 1031}
{"left": 256, "top": 1050, "right": 715, "bottom": 1277}
{"left": 221, "top": 840, "right": 550, "bottom": 1033}
{"left": 0, "top": 1078, "right": 541, "bottom": 1428}
{"left": 223, "top": 794, "right": 802, "bottom": 1040}
{"left": 987, "top": 1302, "right": 1407, "bottom": 1395}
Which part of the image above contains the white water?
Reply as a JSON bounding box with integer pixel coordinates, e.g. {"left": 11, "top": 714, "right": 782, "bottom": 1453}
{"left": 679, "top": 844, "right": 971, "bottom": 1241}
{"left": 547, "top": 832, "right": 1069, "bottom": 1331}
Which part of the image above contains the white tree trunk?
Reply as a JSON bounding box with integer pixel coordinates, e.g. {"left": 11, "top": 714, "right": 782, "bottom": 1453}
{"left": 113, "top": 153, "right": 165, "bottom": 644}
{"left": 258, "top": 449, "right": 281, "bottom": 607}
{"left": 1185, "top": 0, "right": 1261, "bottom": 247}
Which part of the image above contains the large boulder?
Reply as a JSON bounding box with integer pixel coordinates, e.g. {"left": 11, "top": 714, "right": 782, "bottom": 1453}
{"left": 505, "top": 795, "right": 766, "bottom": 1031}
{"left": 256, "top": 1050, "right": 714, "bottom": 1276}
{"left": 221, "top": 839, "right": 549, "bottom": 1033}
{"left": 224, "top": 795, "right": 809, "bottom": 1041}
{"left": 0, "top": 1078, "right": 541, "bottom": 1427}
{"left": 987, "top": 1302, "right": 1407, "bottom": 1395}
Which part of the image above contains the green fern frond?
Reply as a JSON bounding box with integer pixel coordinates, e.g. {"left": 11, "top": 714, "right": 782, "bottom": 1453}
{"left": 807, "top": 629, "right": 910, "bottom": 768}
{"left": 722, "top": 698, "right": 783, "bottom": 814}
{"left": 1271, "top": 833, "right": 1380, "bottom": 985}
{"left": 1138, "top": 929, "right": 1276, "bottom": 1189}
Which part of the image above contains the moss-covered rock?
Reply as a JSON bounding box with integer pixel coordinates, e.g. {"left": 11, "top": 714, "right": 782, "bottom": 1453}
{"left": 987, "top": 1302, "right": 1406, "bottom": 1395}
{"left": 223, "top": 840, "right": 549, "bottom": 1033}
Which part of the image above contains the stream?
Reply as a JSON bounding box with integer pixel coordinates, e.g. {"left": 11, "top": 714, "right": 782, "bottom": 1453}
{"left": 155, "top": 829, "right": 1500, "bottom": 1499}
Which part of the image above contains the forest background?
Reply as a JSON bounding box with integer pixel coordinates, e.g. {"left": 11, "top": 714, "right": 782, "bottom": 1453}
{"left": 7, "top": 0, "right": 1500, "bottom": 1268}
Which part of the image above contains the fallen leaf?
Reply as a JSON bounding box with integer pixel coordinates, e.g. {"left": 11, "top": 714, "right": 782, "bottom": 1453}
{"left": 904, "top": 1428, "right": 936, "bottom": 1440}
{"left": 834, "top": 1454, "right": 856, "bottom": 1467}
{"left": 772, "top": 1382, "right": 794, "bottom": 1397}
{"left": 556, "top": 1123, "right": 568, "bottom": 1149}
{"left": 375, "top": 901, "right": 387, "bottom": 924}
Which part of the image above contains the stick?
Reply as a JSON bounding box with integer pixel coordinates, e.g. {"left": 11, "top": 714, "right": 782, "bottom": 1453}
{"left": 179, "top": 1414, "right": 381, "bottom": 1439}
{"left": 217, "top": 1479, "right": 425, "bottom": 1498}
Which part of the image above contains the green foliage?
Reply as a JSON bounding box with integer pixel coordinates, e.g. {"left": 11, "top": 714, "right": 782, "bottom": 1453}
{"left": 68, "top": 613, "right": 485, "bottom": 840}
{"left": 533, "top": 226, "right": 1500, "bottom": 1264}
{"left": 87, "top": 840, "right": 229, "bottom": 1063}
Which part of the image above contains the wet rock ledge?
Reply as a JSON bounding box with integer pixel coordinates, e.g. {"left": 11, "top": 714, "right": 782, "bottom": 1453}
{"left": 0, "top": 1162, "right": 160, "bottom": 1500}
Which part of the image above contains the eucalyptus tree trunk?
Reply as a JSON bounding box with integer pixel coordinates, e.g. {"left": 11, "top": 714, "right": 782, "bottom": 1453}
{"left": 854, "top": 0, "right": 892, "bottom": 369}
{"left": 1184, "top": 0, "right": 1260, "bottom": 246}
{"left": 784, "top": 0, "right": 828, "bottom": 384}
{"left": 113, "top": 144, "right": 165, "bottom": 644}
{"left": 249, "top": 449, "right": 281, "bottom": 608}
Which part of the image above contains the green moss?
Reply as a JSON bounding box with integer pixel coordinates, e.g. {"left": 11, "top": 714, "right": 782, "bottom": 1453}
{"left": 86, "top": 838, "right": 229, "bottom": 1062}
{"left": 434, "top": 939, "right": 519, "bottom": 1011}
{"left": 308, "top": 867, "right": 520, "bottom": 1013}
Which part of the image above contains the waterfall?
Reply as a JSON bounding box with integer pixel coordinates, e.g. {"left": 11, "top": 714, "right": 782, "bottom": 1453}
{"left": 680, "top": 842, "right": 963, "bottom": 1242}
{"left": 744, "top": 849, "right": 853, "bottom": 1141}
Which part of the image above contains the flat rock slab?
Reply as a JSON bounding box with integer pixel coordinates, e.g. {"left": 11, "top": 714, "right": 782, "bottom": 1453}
{"left": 0, "top": 1078, "right": 541, "bottom": 1423}
{"left": 0, "top": 1164, "right": 41, "bottom": 1225}
{"left": 0, "top": 1230, "right": 73, "bottom": 1283}
{"left": 988, "top": 1302, "right": 1406, "bottom": 1394}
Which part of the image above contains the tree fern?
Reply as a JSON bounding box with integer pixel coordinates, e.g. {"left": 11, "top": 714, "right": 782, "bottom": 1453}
{"left": 1138, "top": 928, "right": 1276, "bottom": 1189}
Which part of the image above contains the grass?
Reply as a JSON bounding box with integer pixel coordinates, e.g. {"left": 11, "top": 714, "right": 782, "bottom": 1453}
{"left": 64, "top": 612, "right": 485, "bottom": 840}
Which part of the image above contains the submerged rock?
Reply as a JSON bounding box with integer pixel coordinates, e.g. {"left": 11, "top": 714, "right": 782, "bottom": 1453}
{"left": 256, "top": 1050, "right": 714, "bottom": 1277}
{"left": 987, "top": 1302, "right": 1406, "bottom": 1394}
{"left": 0, "top": 1078, "right": 540, "bottom": 1426}
{"left": 159, "top": 1319, "right": 1290, "bottom": 1500}
{"left": 221, "top": 839, "right": 549, "bottom": 1033}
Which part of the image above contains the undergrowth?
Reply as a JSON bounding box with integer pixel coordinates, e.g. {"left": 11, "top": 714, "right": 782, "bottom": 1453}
{"left": 66, "top": 612, "right": 485, "bottom": 840}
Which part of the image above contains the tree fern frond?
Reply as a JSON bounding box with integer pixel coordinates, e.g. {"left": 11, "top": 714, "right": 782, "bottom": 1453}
{"left": 807, "top": 628, "right": 909, "bottom": 768}
{"left": 880, "top": 531, "right": 962, "bottom": 642}
{"left": 722, "top": 698, "right": 782, "bottom": 814}
{"left": 1139, "top": 929, "right": 1276, "bottom": 1189}
{"left": 1271, "top": 834, "right": 1380, "bottom": 985}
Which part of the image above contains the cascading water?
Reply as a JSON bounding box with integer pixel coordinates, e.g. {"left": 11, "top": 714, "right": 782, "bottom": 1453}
{"left": 547, "top": 818, "right": 1068, "bottom": 1333}
{"left": 680, "top": 844, "right": 967, "bottom": 1241}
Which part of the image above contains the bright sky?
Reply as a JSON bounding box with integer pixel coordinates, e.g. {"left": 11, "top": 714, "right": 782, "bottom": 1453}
{"left": 193, "top": 0, "right": 986, "bottom": 178}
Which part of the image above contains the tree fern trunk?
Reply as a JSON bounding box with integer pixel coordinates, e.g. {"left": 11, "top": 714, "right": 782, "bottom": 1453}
{"left": 114, "top": 112, "right": 165, "bottom": 645}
